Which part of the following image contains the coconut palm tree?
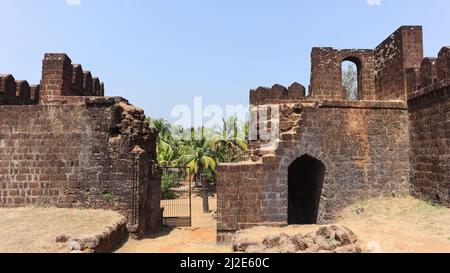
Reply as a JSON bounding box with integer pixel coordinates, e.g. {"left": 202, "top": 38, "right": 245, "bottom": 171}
{"left": 178, "top": 127, "right": 217, "bottom": 188}
{"left": 148, "top": 118, "right": 180, "bottom": 167}
{"left": 214, "top": 117, "right": 248, "bottom": 163}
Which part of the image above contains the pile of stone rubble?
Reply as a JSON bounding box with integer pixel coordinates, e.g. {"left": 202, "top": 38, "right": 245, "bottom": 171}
{"left": 232, "top": 225, "right": 362, "bottom": 253}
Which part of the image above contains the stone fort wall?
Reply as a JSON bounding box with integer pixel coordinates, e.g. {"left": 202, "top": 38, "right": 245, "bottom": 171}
{"left": 217, "top": 26, "right": 450, "bottom": 243}
{"left": 217, "top": 100, "right": 410, "bottom": 243}
{"left": 0, "top": 54, "right": 161, "bottom": 237}
{"left": 408, "top": 45, "right": 450, "bottom": 206}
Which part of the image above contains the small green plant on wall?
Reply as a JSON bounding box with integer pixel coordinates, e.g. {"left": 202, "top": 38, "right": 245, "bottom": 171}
{"left": 103, "top": 192, "right": 114, "bottom": 203}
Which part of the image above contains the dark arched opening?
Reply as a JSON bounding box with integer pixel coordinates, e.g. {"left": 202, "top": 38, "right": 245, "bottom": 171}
{"left": 288, "top": 154, "right": 325, "bottom": 225}
{"left": 341, "top": 57, "right": 362, "bottom": 100}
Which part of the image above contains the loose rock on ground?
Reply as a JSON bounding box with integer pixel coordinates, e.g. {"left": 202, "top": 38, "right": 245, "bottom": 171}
{"left": 232, "top": 225, "right": 362, "bottom": 253}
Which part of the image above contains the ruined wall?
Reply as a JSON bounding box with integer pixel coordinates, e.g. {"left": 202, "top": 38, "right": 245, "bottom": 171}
{"left": 419, "top": 58, "right": 438, "bottom": 89}
{"left": 218, "top": 100, "right": 410, "bottom": 243}
{"left": 375, "top": 26, "right": 423, "bottom": 101}
{"left": 0, "top": 74, "right": 39, "bottom": 105}
{"left": 409, "top": 83, "right": 450, "bottom": 206}
{"left": 437, "top": 47, "right": 450, "bottom": 82}
{"left": 40, "top": 53, "right": 104, "bottom": 98}
{"left": 309, "top": 26, "right": 424, "bottom": 102}
{"left": 0, "top": 97, "right": 160, "bottom": 236}
{"left": 310, "top": 48, "right": 376, "bottom": 100}
{"left": 250, "top": 83, "right": 306, "bottom": 105}
{"left": 0, "top": 54, "right": 161, "bottom": 237}
{"left": 217, "top": 25, "right": 450, "bottom": 244}
{"left": 408, "top": 46, "right": 450, "bottom": 207}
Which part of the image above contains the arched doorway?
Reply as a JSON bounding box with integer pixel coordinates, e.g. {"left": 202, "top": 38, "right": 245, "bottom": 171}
{"left": 288, "top": 154, "right": 325, "bottom": 225}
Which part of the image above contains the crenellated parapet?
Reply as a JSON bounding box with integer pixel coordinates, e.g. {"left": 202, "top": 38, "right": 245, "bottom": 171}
{"left": 437, "top": 47, "right": 450, "bottom": 82}
{"left": 72, "top": 64, "right": 84, "bottom": 95}
{"left": 40, "top": 53, "right": 105, "bottom": 99}
{"left": 250, "top": 82, "right": 306, "bottom": 105}
{"left": 419, "top": 57, "right": 438, "bottom": 89}
{"left": 0, "top": 74, "right": 39, "bottom": 105}
{"left": 406, "top": 46, "right": 450, "bottom": 99}
{"left": 1, "top": 57, "right": 160, "bottom": 237}
{"left": 1, "top": 53, "right": 106, "bottom": 105}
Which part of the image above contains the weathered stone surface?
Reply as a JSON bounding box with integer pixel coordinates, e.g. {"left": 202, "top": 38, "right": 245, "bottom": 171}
{"left": 334, "top": 226, "right": 358, "bottom": 245}
{"left": 291, "top": 234, "right": 308, "bottom": 251}
{"left": 409, "top": 83, "right": 450, "bottom": 206}
{"left": 217, "top": 26, "right": 449, "bottom": 243}
{"left": 68, "top": 216, "right": 128, "bottom": 253}
{"left": 217, "top": 101, "right": 411, "bottom": 242}
{"left": 317, "top": 225, "right": 357, "bottom": 245}
{"left": 245, "top": 245, "right": 267, "bottom": 254}
{"left": 0, "top": 54, "right": 162, "bottom": 238}
{"left": 56, "top": 235, "right": 71, "bottom": 243}
{"left": 262, "top": 234, "right": 285, "bottom": 248}
{"left": 233, "top": 226, "right": 361, "bottom": 254}
{"left": 232, "top": 240, "right": 259, "bottom": 253}
{"left": 273, "top": 234, "right": 297, "bottom": 253}
{"left": 334, "top": 244, "right": 362, "bottom": 254}
{"left": 67, "top": 240, "right": 81, "bottom": 252}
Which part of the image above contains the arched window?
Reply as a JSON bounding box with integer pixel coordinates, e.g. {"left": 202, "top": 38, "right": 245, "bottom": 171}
{"left": 341, "top": 58, "right": 361, "bottom": 100}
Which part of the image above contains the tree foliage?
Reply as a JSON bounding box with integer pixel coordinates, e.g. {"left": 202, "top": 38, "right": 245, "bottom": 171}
{"left": 148, "top": 117, "right": 248, "bottom": 185}
{"left": 342, "top": 62, "right": 358, "bottom": 100}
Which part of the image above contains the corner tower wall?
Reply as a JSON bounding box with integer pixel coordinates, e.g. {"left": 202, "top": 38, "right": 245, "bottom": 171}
{"left": 0, "top": 54, "right": 161, "bottom": 237}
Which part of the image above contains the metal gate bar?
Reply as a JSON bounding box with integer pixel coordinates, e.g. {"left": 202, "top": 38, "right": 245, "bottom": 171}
{"left": 160, "top": 167, "right": 192, "bottom": 227}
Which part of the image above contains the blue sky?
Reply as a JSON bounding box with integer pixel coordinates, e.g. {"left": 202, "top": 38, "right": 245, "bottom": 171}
{"left": 1, "top": 0, "right": 450, "bottom": 122}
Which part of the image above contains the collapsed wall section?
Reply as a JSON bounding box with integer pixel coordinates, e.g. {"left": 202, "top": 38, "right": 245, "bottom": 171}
{"left": 0, "top": 96, "right": 161, "bottom": 237}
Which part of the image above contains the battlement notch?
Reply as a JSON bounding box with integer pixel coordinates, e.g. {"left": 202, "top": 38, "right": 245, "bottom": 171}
{"left": 250, "top": 82, "right": 306, "bottom": 105}
{"left": 40, "top": 53, "right": 105, "bottom": 100}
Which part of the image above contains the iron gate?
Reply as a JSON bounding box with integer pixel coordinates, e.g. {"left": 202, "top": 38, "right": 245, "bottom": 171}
{"left": 160, "top": 167, "right": 192, "bottom": 227}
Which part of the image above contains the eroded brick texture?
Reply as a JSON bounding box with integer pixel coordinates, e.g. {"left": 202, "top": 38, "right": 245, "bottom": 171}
{"left": 40, "top": 53, "right": 105, "bottom": 99}
{"left": 309, "top": 26, "right": 424, "bottom": 102}
{"left": 250, "top": 83, "right": 306, "bottom": 105}
{"left": 218, "top": 101, "right": 410, "bottom": 243}
{"left": 0, "top": 54, "right": 161, "bottom": 237}
{"left": 217, "top": 25, "right": 450, "bottom": 243}
{"left": 375, "top": 26, "right": 423, "bottom": 100}
{"left": 310, "top": 48, "right": 376, "bottom": 100}
{"left": 409, "top": 81, "right": 450, "bottom": 206}
{"left": 0, "top": 74, "right": 39, "bottom": 105}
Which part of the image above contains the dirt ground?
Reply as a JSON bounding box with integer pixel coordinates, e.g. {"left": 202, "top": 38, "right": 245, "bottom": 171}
{"left": 118, "top": 195, "right": 450, "bottom": 253}
{"left": 2, "top": 195, "right": 449, "bottom": 253}
{"left": 117, "top": 195, "right": 230, "bottom": 253}
{"left": 0, "top": 207, "right": 125, "bottom": 253}
{"left": 338, "top": 195, "right": 450, "bottom": 253}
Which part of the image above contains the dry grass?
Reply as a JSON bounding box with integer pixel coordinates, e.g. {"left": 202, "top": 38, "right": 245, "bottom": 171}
{"left": 233, "top": 196, "right": 450, "bottom": 253}
{"left": 337, "top": 195, "right": 450, "bottom": 253}
{"left": 0, "top": 207, "right": 125, "bottom": 253}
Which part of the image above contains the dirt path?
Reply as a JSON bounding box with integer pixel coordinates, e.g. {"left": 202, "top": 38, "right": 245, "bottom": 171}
{"left": 118, "top": 195, "right": 450, "bottom": 253}
{"left": 117, "top": 195, "right": 230, "bottom": 253}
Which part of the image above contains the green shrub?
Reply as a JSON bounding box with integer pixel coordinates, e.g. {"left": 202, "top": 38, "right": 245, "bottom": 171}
{"left": 161, "top": 172, "right": 181, "bottom": 200}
